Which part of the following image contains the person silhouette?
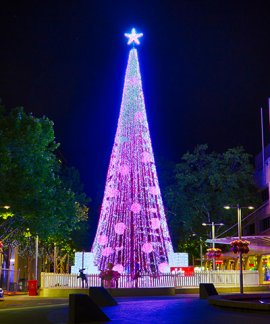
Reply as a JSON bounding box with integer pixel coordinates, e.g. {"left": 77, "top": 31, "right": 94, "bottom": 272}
{"left": 77, "top": 268, "right": 88, "bottom": 288}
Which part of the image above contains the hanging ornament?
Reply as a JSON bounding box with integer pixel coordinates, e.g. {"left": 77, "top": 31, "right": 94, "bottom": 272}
{"left": 114, "top": 222, "right": 126, "bottom": 235}
{"left": 142, "top": 242, "right": 153, "bottom": 253}
{"left": 149, "top": 186, "right": 160, "bottom": 195}
{"left": 97, "top": 235, "right": 108, "bottom": 246}
{"left": 113, "top": 264, "right": 124, "bottom": 274}
{"left": 151, "top": 218, "right": 161, "bottom": 230}
{"left": 130, "top": 202, "right": 142, "bottom": 213}
{"left": 106, "top": 187, "right": 119, "bottom": 198}
{"left": 158, "top": 262, "right": 170, "bottom": 273}
{"left": 102, "top": 247, "right": 114, "bottom": 257}
{"left": 119, "top": 164, "right": 129, "bottom": 176}
{"left": 141, "top": 151, "right": 153, "bottom": 163}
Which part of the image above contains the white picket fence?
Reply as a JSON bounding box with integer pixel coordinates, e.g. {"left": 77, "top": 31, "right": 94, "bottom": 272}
{"left": 40, "top": 270, "right": 259, "bottom": 289}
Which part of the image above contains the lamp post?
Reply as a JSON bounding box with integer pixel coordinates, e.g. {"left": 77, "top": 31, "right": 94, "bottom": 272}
{"left": 224, "top": 204, "right": 254, "bottom": 294}
{"left": 35, "top": 235, "right": 39, "bottom": 281}
{"left": 202, "top": 222, "right": 224, "bottom": 270}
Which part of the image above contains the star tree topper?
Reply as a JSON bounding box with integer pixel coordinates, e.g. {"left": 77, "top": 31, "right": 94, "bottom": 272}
{"left": 124, "top": 28, "right": 143, "bottom": 45}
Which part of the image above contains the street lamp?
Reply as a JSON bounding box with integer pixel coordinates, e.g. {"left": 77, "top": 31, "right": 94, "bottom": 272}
{"left": 202, "top": 222, "right": 224, "bottom": 270}
{"left": 224, "top": 204, "right": 254, "bottom": 294}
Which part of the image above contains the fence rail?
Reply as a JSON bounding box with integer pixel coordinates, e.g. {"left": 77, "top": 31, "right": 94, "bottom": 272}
{"left": 40, "top": 270, "right": 259, "bottom": 289}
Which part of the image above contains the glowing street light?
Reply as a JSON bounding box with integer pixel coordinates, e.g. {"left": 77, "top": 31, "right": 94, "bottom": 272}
{"left": 202, "top": 222, "right": 224, "bottom": 270}
{"left": 224, "top": 204, "right": 254, "bottom": 294}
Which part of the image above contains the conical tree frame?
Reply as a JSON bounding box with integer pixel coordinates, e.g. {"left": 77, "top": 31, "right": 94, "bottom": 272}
{"left": 92, "top": 48, "right": 173, "bottom": 275}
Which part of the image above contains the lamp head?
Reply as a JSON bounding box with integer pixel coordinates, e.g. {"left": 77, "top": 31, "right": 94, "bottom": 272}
{"left": 248, "top": 206, "right": 254, "bottom": 210}
{"left": 224, "top": 206, "right": 230, "bottom": 210}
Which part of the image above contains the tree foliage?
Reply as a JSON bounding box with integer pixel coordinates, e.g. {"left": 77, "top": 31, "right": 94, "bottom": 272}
{"left": 165, "top": 144, "right": 261, "bottom": 255}
{"left": 0, "top": 106, "right": 89, "bottom": 246}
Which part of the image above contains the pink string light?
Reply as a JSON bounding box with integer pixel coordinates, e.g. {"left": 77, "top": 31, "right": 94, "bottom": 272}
{"left": 91, "top": 47, "right": 173, "bottom": 274}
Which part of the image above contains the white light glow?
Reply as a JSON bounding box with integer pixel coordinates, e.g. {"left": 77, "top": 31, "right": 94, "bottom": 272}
{"left": 91, "top": 45, "right": 173, "bottom": 274}
{"left": 124, "top": 28, "right": 143, "bottom": 45}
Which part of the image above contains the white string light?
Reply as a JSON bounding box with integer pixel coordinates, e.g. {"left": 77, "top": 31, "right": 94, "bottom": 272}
{"left": 92, "top": 44, "right": 173, "bottom": 274}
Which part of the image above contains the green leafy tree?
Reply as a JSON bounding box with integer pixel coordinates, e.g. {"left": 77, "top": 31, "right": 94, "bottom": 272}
{"left": 165, "top": 144, "right": 261, "bottom": 259}
{"left": 0, "top": 106, "right": 89, "bottom": 243}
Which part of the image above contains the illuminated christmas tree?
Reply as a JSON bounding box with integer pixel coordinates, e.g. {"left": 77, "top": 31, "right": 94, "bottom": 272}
{"left": 92, "top": 29, "right": 173, "bottom": 275}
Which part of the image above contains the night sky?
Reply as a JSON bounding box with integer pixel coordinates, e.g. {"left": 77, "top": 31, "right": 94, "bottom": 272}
{"left": 1, "top": 1, "right": 270, "bottom": 205}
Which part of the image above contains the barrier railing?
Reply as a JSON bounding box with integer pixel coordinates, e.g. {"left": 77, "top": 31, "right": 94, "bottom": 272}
{"left": 40, "top": 270, "right": 259, "bottom": 289}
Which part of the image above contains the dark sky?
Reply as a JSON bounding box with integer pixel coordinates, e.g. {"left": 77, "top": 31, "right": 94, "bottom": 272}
{"left": 1, "top": 1, "right": 270, "bottom": 203}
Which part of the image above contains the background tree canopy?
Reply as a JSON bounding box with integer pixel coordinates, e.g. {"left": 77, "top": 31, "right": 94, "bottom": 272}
{"left": 164, "top": 144, "right": 261, "bottom": 257}
{"left": 0, "top": 106, "right": 90, "bottom": 250}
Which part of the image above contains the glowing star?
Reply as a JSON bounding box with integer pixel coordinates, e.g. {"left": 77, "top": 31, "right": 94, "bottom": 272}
{"left": 124, "top": 28, "right": 143, "bottom": 45}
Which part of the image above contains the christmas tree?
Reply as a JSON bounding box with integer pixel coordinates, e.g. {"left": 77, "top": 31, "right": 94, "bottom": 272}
{"left": 92, "top": 29, "right": 173, "bottom": 275}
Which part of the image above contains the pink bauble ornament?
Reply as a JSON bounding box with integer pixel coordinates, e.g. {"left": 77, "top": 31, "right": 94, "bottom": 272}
{"left": 119, "top": 164, "right": 129, "bottom": 176}
{"left": 102, "top": 247, "right": 114, "bottom": 257}
{"left": 141, "top": 152, "right": 153, "bottom": 163}
{"left": 142, "top": 243, "right": 153, "bottom": 253}
{"left": 130, "top": 203, "right": 141, "bottom": 213}
{"left": 106, "top": 187, "right": 119, "bottom": 198}
{"left": 115, "top": 222, "right": 126, "bottom": 235}
{"left": 97, "top": 235, "right": 108, "bottom": 246}
{"left": 113, "top": 264, "right": 124, "bottom": 274}
{"left": 151, "top": 218, "right": 161, "bottom": 230}
{"left": 149, "top": 186, "right": 160, "bottom": 195}
{"left": 158, "top": 262, "right": 170, "bottom": 273}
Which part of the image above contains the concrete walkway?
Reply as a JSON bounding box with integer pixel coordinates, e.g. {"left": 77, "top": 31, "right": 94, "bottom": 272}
{"left": 104, "top": 295, "right": 270, "bottom": 324}
{"left": 0, "top": 294, "right": 270, "bottom": 323}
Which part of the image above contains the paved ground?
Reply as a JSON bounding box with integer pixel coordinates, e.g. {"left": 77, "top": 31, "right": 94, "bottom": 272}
{"left": 0, "top": 295, "right": 68, "bottom": 309}
{"left": 0, "top": 294, "right": 270, "bottom": 323}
